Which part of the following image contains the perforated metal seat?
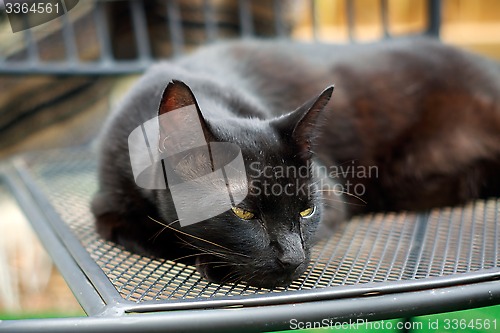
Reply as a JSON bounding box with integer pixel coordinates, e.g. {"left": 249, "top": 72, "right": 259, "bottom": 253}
{"left": 1, "top": 148, "right": 499, "bottom": 332}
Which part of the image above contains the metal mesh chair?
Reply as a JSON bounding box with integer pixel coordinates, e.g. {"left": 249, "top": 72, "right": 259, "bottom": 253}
{"left": 1, "top": 1, "right": 499, "bottom": 332}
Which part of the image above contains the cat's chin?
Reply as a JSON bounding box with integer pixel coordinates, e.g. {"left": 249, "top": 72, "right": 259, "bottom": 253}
{"left": 194, "top": 255, "right": 307, "bottom": 289}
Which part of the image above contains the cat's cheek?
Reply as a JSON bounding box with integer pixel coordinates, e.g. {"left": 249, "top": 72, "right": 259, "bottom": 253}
{"left": 299, "top": 217, "right": 321, "bottom": 245}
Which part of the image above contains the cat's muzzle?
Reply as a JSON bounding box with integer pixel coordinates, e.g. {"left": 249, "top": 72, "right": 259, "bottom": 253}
{"left": 194, "top": 254, "right": 309, "bottom": 288}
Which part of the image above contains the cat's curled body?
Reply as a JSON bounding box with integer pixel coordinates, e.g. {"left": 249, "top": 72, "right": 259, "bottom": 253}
{"left": 92, "top": 37, "right": 500, "bottom": 288}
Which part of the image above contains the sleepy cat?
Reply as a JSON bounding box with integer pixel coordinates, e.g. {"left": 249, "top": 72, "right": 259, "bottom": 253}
{"left": 92, "top": 37, "right": 500, "bottom": 288}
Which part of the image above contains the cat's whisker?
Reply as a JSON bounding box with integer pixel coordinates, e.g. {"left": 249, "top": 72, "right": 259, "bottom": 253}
{"left": 193, "top": 261, "right": 234, "bottom": 266}
{"left": 171, "top": 252, "right": 213, "bottom": 262}
{"left": 226, "top": 265, "right": 252, "bottom": 282}
{"left": 338, "top": 159, "right": 359, "bottom": 166}
{"left": 148, "top": 226, "right": 167, "bottom": 242}
{"left": 219, "top": 270, "right": 235, "bottom": 284}
{"left": 318, "top": 189, "right": 367, "bottom": 204}
{"left": 321, "top": 197, "right": 367, "bottom": 206}
{"left": 166, "top": 224, "right": 250, "bottom": 260}
{"left": 320, "top": 159, "right": 361, "bottom": 178}
{"left": 212, "top": 263, "right": 246, "bottom": 269}
{"left": 147, "top": 215, "right": 238, "bottom": 253}
{"left": 220, "top": 270, "right": 243, "bottom": 285}
{"left": 148, "top": 218, "right": 181, "bottom": 242}
{"left": 176, "top": 238, "right": 233, "bottom": 261}
{"left": 179, "top": 239, "right": 228, "bottom": 258}
{"left": 321, "top": 203, "right": 355, "bottom": 212}
{"left": 176, "top": 237, "right": 252, "bottom": 270}
{"left": 243, "top": 271, "right": 261, "bottom": 287}
{"left": 194, "top": 249, "right": 230, "bottom": 261}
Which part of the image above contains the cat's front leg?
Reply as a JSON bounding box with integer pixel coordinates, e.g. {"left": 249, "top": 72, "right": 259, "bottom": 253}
{"left": 91, "top": 191, "right": 186, "bottom": 260}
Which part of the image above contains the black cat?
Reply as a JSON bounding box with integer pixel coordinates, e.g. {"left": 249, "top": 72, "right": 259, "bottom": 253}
{"left": 92, "top": 37, "right": 500, "bottom": 288}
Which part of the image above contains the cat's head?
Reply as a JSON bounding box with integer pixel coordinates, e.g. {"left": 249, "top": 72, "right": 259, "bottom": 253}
{"left": 153, "top": 80, "right": 333, "bottom": 288}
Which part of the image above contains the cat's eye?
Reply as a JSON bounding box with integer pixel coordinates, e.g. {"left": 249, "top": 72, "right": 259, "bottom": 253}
{"left": 299, "top": 206, "right": 315, "bottom": 218}
{"left": 231, "top": 206, "right": 255, "bottom": 220}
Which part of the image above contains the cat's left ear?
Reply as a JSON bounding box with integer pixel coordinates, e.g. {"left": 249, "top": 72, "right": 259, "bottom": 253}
{"left": 272, "top": 85, "right": 334, "bottom": 159}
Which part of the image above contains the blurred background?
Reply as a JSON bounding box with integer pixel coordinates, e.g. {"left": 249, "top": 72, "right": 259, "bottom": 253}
{"left": 0, "top": 0, "right": 499, "bottom": 321}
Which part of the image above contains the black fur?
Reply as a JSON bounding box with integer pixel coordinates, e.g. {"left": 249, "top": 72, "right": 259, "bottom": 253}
{"left": 92, "top": 37, "right": 500, "bottom": 287}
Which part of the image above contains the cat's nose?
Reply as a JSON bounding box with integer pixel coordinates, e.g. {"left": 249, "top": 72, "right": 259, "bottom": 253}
{"left": 277, "top": 253, "right": 305, "bottom": 272}
{"left": 272, "top": 232, "right": 306, "bottom": 272}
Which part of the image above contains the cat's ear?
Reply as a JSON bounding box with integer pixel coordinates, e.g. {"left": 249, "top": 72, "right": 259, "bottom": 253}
{"left": 157, "top": 80, "right": 215, "bottom": 145}
{"left": 159, "top": 80, "right": 198, "bottom": 116}
{"left": 272, "top": 85, "right": 334, "bottom": 159}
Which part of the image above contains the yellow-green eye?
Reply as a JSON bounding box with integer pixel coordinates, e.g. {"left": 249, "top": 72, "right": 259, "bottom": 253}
{"left": 231, "top": 206, "right": 255, "bottom": 220}
{"left": 299, "top": 206, "right": 315, "bottom": 218}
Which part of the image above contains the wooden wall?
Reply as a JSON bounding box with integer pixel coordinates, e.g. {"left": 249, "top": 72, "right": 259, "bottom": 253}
{"left": 293, "top": 0, "right": 500, "bottom": 59}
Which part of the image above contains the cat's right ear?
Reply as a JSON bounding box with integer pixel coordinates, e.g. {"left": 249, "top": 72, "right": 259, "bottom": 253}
{"left": 159, "top": 80, "right": 199, "bottom": 116}
{"left": 157, "top": 80, "right": 215, "bottom": 149}
{"left": 272, "top": 86, "right": 334, "bottom": 159}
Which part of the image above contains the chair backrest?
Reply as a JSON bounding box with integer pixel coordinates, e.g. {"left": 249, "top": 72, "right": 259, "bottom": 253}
{"left": 0, "top": 0, "right": 441, "bottom": 75}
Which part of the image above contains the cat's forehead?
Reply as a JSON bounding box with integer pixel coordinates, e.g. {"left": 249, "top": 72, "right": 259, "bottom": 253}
{"left": 241, "top": 148, "right": 317, "bottom": 209}
{"left": 243, "top": 172, "right": 318, "bottom": 215}
{"left": 211, "top": 118, "right": 285, "bottom": 155}
{"left": 228, "top": 122, "right": 308, "bottom": 176}
{"left": 210, "top": 117, "right": 316, "bottom": 196}
{"left": 221, "top": 118, "right": 279, "bottom": 143}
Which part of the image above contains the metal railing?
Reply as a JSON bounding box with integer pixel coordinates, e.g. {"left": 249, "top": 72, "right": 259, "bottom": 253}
{"left": 0, "top": 0, "right": 442, "bottom": 75}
